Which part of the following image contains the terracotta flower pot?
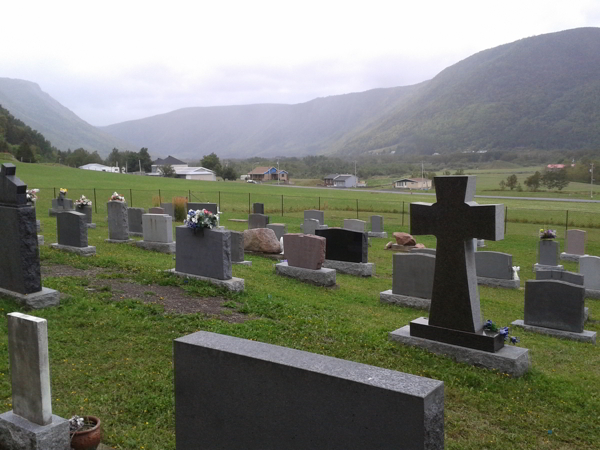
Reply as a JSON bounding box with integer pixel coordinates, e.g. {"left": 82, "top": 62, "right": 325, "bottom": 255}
{"left": 70, "top": 416, "right": 102, "bottom": 450}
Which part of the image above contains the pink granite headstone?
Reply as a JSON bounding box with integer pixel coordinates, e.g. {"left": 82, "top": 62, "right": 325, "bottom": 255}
{"left": 283, "top": 233, "right": 326, "bottom": 270}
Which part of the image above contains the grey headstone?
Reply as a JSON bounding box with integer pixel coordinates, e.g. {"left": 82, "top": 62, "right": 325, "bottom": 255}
{"left": 248, "top": 213, "right": 269, "bottom": 229}
{"left": 524, "top": 280, "right": 586, "bottom": 333}
{"left": 536, "top": 270, "right": 584, "bottom": 286}
{"left": 76, "top": 205, "right": 93, "bottom": 224}
{"left": 475, "top": 251, "right": 513, "bottom": 280}
{"left": 50, "top": 196, "right": 74, "bottom": 213}
{"left": 266, "top": 223, "right": 286, "bottom": 241}
{"left": 371, "top": 215, "right": 384, "bottom": 233}
{"left": 538, "top": 240, "right": 559, "bottom": 266}
{"left": 393, "top": 253, "right": 435, "bottom": 299}
{"left": 36, "top": 220, "right": 41, "bottom": 233}
{"left": 142, "top": 214, "right": 173, "bottom": 243}
{"left": 301, "top": 218, "right": 321, "bottom": 235}
{"left": 304, "top": 209, "right": 324, "bottom": 225}
{"left": 161, "top": 202, "right": 175, "bottom": 219}
{"left": 410, "top": 248, "right": 437, "bottom": 256}
{"left": 188, "top": 202, "right": 218, "bottom": 215}
{"left": 57, "top": 211, "right": 88, "bottom": 248}
{"left": 579, "top": 255, "right": 600, "bottom": 290}
{"left": 230, "top": 231, "right": 245, "bottom": 263}
{"left": 566, "top": 229, "right": 586, "bottom": 255}
{"left": 107, "top": 201, "right": 129, "bottom": 241}
{"left": 343, "top": 219, "right": 366, "bottom": 232}
{"left": 0, "top": 164, "right": 27, "bottom": 205}
{"left": 175, "top": 226, "right": 232, "bottom": 280}
{"left": 252, "top": 203, "right": 264, "bottom": 214}
{"left": 149, "top": 207, "right": 165, "bottom": 214}
{"left": 315, "top": 228, "right": 368, "bottom": 263}
{"left": 174, "top": 331, "right": 444, "bottom": 450}
{"left": 127, "top": 207, "right": 145, "bottom": 234}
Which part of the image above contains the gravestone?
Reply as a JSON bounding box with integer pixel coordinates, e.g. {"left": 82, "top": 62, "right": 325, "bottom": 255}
{"left": 170, "top": 226, "right": 244, "bottom": 291}
{"left": 411, "top": 247, "right": 437, "bottom": 256}
{"left": 76, "top": 205, "right": 95, "bottom": 228}
{"left": 536, "top": 269, "right": 584, "bottom": 286}
{"left": 48, "top": 192, "right": 74, "bottom": 216}
{"left": 277, "top": 234, "right": 334, "bottom": 286}
{"left": 266, "top": 223, "right": 286, "bottom": 241}
{"left": 174, "top": 331, "right": 444, "bottom": 450}
{"left": 0, "top": 164, "right": 59, "bottom": 308}
{"left": 50, "top": 211, "right": 96, "bottom": 256}
{"left": 149, "top": 207, "right": 165, "bottom": 214}
{"left": 106, "top": 200, "right": 132, "bottom": 243}
{"left": 0, "top": 313, "right": 70, "bottom": 449}
{"left": 161, "top": 202, "right": 175, "bottom": 219}
{"left": 135, "top": 214, "right": 176, "bottom": 253}
{"left": 36, "top": 219, "right": 44, "bottom": 246}
{"left": 534, "top": 240, "right": 563, "bottom": 271}
{"left": 475, "top": 251, "right": 519, "bottom": 289}
{"left": 188, "top": 202, "right": 218, "bottom": 214}
{"left": 304, "top": 209, "right": 325, "bottom": 225}
{"left": 579, "top": 255, "right": 600, "bottom": 298}
{"left": 127, "top": 207, "right": 145, "bottom": 236}
{"left": 252, "top": 203, "right": 264, "bottom": 214}
{"left": 315, "top": 228, "right": 374, "bottom": 276}
{"left": 343, "top": 219, "right": 366, "bottom": 232}
{"left": 248, "top": 213, "right": 269, "bottom": 229}
{"left": 230, "top": 230, "right": 251, "bottom": 266}
{"left": 561, "top": 229, "right": 587, "bottom": 261}
{"left": 380, "top": 253, "right": 435, "bottom": 310}
{"left": 389, "top": 176, "right": 530, "bottom": 376}
{"left": 512, "top": 280, "right": 595, "bottom": 343}
{"left": 301, "top": 218, "right": 328, "bottom": 235}
{"left": 368, "top": 215, "right": 387, "bottom": 238}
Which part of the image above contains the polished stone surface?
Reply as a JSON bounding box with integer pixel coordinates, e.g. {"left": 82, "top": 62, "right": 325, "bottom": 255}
{"left": 315, "top": 228, "right": 368, "bottom": 263}
{"left": 275, "top": 262, "right": 336, "bottom": 287}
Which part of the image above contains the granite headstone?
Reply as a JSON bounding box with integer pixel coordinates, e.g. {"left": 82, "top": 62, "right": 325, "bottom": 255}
{"left": 343, "top": 219, "right": 366, "bottom": 232}
{"left": 175, "top": 226, "right": 232, "bottom": 280}
{"left": 248, "top": 213, "right": 269, "bottom": 229}
{"left": 252, "top": 203, "right": 264, "bottom": 214}
{"left": 128, "top": 207, "right": 145, "bottom": 235}
{"left": 283, "top": 233, "right": 326, "bottom": 270}
{"left": 57, "top": 211, "right": 88, "bottom": 247}
{"left": 475, "top": 251, "right": 513, "bottom": 280}
{"left": 107, "top": 200, "right": 130, "bottom": 241}
{"left": 315, "top": 228, "right": 368, "bottom": 263}
{"left": 304, "top": 209, "right": 324, "bottom": 225}
{"left": 188, "top": 202, "right": 218, "bottom": 214}
{"left": 524, "top": 280, "right": 586, "bottom": 333}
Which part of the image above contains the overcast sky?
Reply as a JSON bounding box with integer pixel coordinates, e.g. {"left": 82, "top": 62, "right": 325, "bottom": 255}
{"left": 3, "top": 1, "right": 600, "bottom": 126}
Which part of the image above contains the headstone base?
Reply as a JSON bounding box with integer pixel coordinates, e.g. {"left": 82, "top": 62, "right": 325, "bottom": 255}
{"left": 379, "top": 290, "right": 430, "bottom": 310}
{"left": 559, "top": 252, "right": 587, "bottom": 262}
{"left": 0, "top": 286, "right": 60, "bottom": 309}
{"left": 477, "top": 269, "right": 520, "bottom": 289}
{"left": 50, "top": 243, "right": 96, "bottom": 257}
{"left": 390, "top": 324, "right": 531, "bottom": 377}
{"left": 586, "top": 288, "right": 600, "bottom": 299}
{"left": 37, "top": 235, "right": 44, "bottom": 246}
{"left": 244, "top": 250, "right": 285, "bottom": 260}
{"left": 533, "top": 263, "right": 564, "bottom": 272}
{"left": 0, "top": 411, "right": 70, "bottom": 450}
{"left": 511, "top": 319, "right": 596, "bottom": 344}
{"left": 135, "top": 241, "right": 176, "bottom": 254}
{"left": 86, "top": 223, "right": 97, "bottom": 229}
{"left": 368, "top": 231, "right": 388, "bottom": 238}
{"left": 232, "top": 260, "right": 252, "bottom": 266}
{"left": 167, "top": 269, "right": 244, "bottom": 292}
{"left": 128, "top": 231, "right": 144, "bottom": 237}
{"left": 386, "top": 244, "right": 415, "bottom": 252}
{"left": 105, "top": 238, "right": 134, "bottom": 244}
{"left": 322, "top": 259, "right": 374, "bottom": 277}
{"left": 275, "top": 262, "right": 336, "bottom": 287}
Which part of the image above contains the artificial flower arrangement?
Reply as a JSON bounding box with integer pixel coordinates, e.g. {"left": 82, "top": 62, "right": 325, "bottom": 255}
{"left": 59, "top": 188, "right": 68, "bottom": 195}
{"left": 26, "top": 188, "right": 39, "bottom": 203}
{"left": 184, "top": 209, "right": 219, "bottom": 230}
{"left": 75, "top": 195, "right": 92, "bottom": 208}
{"left": 484, "top": 320, "right": 519, "bottom": 345}
{"left": 539, "top": 228, "right": 557, "bottom": 239}
{"left": 109, "top": 192, "right": 125, "bottom": 202}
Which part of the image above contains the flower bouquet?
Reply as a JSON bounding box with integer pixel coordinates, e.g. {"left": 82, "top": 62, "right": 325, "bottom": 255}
{"left": 26, "top": 188, "right": 39, "bottom": 203}
{"left": 59, "top": 187, "right": 68, "bottom": 197}
{"left": 539, "top": 228, "right": 557, "bottom": 239}
{"left": 484, "top": 320, "right": 519, "bottom": 345}
{"left": 184, "top": 209, "right": 219, "bottom": 230}
{"left": 109, "top": 192, "right": 125, "bottom": 202}
{"left": 75, "top": 195, "right": 92, "bottom": 208}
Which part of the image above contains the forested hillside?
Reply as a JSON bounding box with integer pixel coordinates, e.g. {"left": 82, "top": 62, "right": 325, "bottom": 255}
{"left": 0, "top": 104, "right": 57, "bottom": 161}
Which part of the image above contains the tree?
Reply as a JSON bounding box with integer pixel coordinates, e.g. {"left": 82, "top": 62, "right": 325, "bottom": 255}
{"left": 138, "top": 147, "right": 153, "bottom": 172}
{"left": 524, "top": 171, "right": 541, "bottom": 191}
{"left": 159, "top": 164, "right": 176, "bottom": 177}
{"left": 541, "top": 169, "right": 570, "bottom": 190}
{"left": 499, "top": 180, "right": 506, "bottom": 190}
{"left": 201, "top": 152, "right": 222, "bottom": 176}
{"left": 454, "top": 169, "right": 464, "bottom": 175}
{"left": 505, "top": 174, "right": 518, "bottom": 190}
{"left": 221, "top": 166, "right": 238, "bottom": 181}
{"left": 15, "top": 141, "right": 36, "bottom": 162}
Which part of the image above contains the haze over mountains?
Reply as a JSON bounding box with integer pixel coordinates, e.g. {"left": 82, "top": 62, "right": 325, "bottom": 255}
{"left": 2, "top": 27, "right": 600, "bottom": 160}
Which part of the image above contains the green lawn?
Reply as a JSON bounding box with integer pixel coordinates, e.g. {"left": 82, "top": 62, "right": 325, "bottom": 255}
{"left": 0, "top": 158, "right": 599, "bottom": 449}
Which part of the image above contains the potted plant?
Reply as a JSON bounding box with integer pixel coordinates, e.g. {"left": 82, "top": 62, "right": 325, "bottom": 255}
{"left": 69, "top": 415, "right": 103, "bottom": 450}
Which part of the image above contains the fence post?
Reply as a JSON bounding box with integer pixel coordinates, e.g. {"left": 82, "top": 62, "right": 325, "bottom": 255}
{"left": 402, "top": 201, "right": 404, "bottom": 227}
{"left": 248, "top": 193, "right": 250, "bottom": 214}
{"left": 53, "top": 187, "right": 56, "bottom": 198}
{"left": 159, "top": 189, "right": 161, "bottom": 204}
{"left": 188, "top": 190, "right": 191, "bottom": 201}
{"left": 281, "top": 195, "right": 284, "bottom": 217}
{"left": 504, "top": 206, "right": 508, "bottom": 235}
{"left": 565, "top": 210, "right": 569, "bottom": 234}
{"left": 94, "top": 188, "right": 97, "bottom": 213}
{"left": 219, "top": 191, "right": 221, "bottom": 212}
{"left": 319, "top": 197, "right": 321, "bottom": 210}
{"left": 130, "top": 188, "right": 133, "bottom": 207}
{"left": 356, "top": 199, "right": 359, "bottom": 219}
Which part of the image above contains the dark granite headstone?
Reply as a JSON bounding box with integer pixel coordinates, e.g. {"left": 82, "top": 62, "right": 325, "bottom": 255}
{"left": 248, "top": 213, "right": 269, "bottom": 229}
{"left": 161, "top": 202, "right": 175, "bottom": 219}
{"left": 538, "top": 240, "right": 559, "bottom": 266}
{"left": 49, "top": 193, "right": 74, "bottom": 216}
{"left": 127, "top": 207, "right": 145, "bottom": 234}
{"left": 252, "top": 203, "right": 264, "bottom": 214}
{"left": 175, "top": 226, "right": 232, "bottom": 280}
{"left": 76, "top": 205, "right": 93, "bottom": 224}
{"left": 107, "top": 201, "right": 129, "bottom": 241}
{"left": 283, "top": 234, "right": 326, "bottom": 270}
{"left": 475, "top": 252, "right": 513, "bottom": 280}
{"left": 524, "top": 280, "right": 586, "bottom": 333}
{"left": 315, "top": 228, "right": 367, "bottom": 263}
{"left": 230, "top": 231, "right": 245, "bottom": 263}
{"left": 536, "top": 269, "right": 584, "bottom": 286}
{"left": 188, "top": 202, "right": 218, "bottom": 215}
{"left": 304, "top": 209, "right": 324, "bottom": 225}
{"left": 371, "top": 215, "right": 384, "bottom": 233}
{"left": 0, "top": 164, "right": 42, "bottom": 295}
{"left": 409, "top": 176, "right": 504, "bottom": 352}
{"left": 393, "top": 253, "right": 435, "bottom": 299}
{"left": 57, "top": 211, "right": 88, "bottom": 247}
{"left": 174, "top": 331, "right": 444, "bottom": 450}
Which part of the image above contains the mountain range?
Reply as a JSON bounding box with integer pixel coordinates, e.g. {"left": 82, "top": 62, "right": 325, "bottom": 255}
{"left": 2, "top": 27, "right": 600, "bottom": 160}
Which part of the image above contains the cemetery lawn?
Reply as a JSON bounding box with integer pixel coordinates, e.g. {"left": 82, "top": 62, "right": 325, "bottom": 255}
{"left": 0, "top": 159, "right": 598, "bottom": 449}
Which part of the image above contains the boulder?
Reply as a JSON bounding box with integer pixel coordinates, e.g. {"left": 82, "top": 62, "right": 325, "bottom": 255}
{"left": 243, "top": 228, "right": 281, "bottom": 253}
{"left": 414, "top": 243, "right": 426, "bottom": 249}
{"left": 393, "top": 232, "right": 416, "bottom": 246}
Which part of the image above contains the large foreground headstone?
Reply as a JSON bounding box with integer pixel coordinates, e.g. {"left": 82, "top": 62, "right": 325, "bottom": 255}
{"left": 174, "top": 331, "right": 444, "bottom": 450}
{"left": 315, "top": 228, "right": 374, "bottom": 276}
{"left": 50, "top": 211, "right": 96, "bottom": 256}
{"left": 0, "top": 313, "right": 70, "bottom": 450}
{"left": 0, "top": 164, "right": 59, "bottom": 308}
{"left": 561, "top": 229, "right": 587, "bottom": 261}
{"left": 380, "top": 253, "right": 435, "bottom": 310}
{"left": 579, "top": 255, "right": 600, "bottom": 298}
{"left": 390, "top": 176, "right": 530, "bottom": 376}
{"left": 128, "top": 207, "right": 145, "bottom": 236}
{"left": 475, "top": 251, "right": 519, "bottom": 289}
{"left": 135, "top": 214, "right": 176, "bottom": 254}
{"left": 106, "top": 200, "right": 132, "bottom": 243}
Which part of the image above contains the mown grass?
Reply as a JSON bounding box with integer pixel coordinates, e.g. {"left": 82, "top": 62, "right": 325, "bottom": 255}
{"left": 0, "top": 158, "right": 599, "bottom": 449}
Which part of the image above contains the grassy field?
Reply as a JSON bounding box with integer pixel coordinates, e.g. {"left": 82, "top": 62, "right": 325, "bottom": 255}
{"left": 0, "top": 158, "right": 599, "bottom": 449}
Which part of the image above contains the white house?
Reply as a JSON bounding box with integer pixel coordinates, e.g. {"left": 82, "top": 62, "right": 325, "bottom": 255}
{"left": 332, "top": 174, "right": 358, "bottom": 188}
{"left": 394, "top": 178, "right": 432, "bottom": 190}
{"left": 150, "top": 155, "right": 217, "bottom": 181}
{"left": 79, "top": 163, "right": 119, "bottom": 173}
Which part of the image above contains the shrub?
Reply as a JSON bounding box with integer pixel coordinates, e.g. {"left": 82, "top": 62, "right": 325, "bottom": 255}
{"left": 173, "top": 197, "right": 188, "bottom": 222}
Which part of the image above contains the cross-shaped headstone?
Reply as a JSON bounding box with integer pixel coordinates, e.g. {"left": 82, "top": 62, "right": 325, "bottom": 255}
{"left": 411, "top": 176, "right": 504, "bottom": 333}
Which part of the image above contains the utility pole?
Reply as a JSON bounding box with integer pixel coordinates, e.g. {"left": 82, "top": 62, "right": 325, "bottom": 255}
{"left": 139, "top": 159, "right": 142, "bottom": 175}
{"left": 277, "top": 160, "right": 280, "bottom": 185}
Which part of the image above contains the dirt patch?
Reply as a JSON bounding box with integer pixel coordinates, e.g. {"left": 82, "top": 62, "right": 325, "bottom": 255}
{"left": 41, "top": 264, "right": 111, "bottom": 278}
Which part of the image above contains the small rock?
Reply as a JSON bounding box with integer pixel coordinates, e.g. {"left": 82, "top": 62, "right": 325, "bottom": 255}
{"left": 393, "top": 232, "right": 416, "bottom": 246}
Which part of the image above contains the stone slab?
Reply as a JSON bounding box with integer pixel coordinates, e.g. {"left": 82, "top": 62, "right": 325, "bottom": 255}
{"left": 343, "top": 219, "right": 366, "bottom": 232}
{"left": 142, "top": 214, "right": 173, "bottom": 243}
{"left": 85, "top": 223, "right": 97, "bottom": 229}
{"left": 128, "top": 231, "right": 143, "bottom": 237}
{"left": 370, "top": 215, "right": 384, "bottom": 233}
{"left": 379, "top": 290, "right": 430, "bottom": 310}
{"left": 393, "top": 253, "right": 434, "bottom": 299}
{"left": 248, "top": 213, "right": 269, "bottom": 229}
{"left": 107, "top": 201, "right": 129, "bottom": 241}
{"left": 0, "top": 287, "right": 59, "bottom": 309}
{"left": 586, "top": 288, "right": 600, "bottom": 299}
{"left": 105, "top": 238, "right": 134, "bottom": 244}
{"left": 538, "top": 239, "right": 559, "bottom": 266}
{"left": 50, "top": 243, "right": 96, "bottom": 257}
{"left": 511, "top": 320, "right": 596, "bottom": 344}
{"left": 244, "top": 251, "right": 286, "bottom": 260}
{"left": 390, "top": 324, "right": 530, "bottom": 377}
{"left": 533, "top": 263, "right": 564, "bottom": 272}
{"left": 300, "top": 218, "right": 328, "bottom": 235}
{"left": 167, "top": 269, "right": 244, "bottom": 292}
{"left": 535, "top": 269, "right": 583, "bottom": 285}
{"left": 134, "top": 240, "right": 176, "bottom": 254}
{"left": 76, "top": 205, "right": 93, "bottom": 225}
{"left": 252, "top": 202, "right": 264, "bottom": 214}
{"left": 0, "top": 412, "right": 70, "bottom": 450}
{"left": 275, "top": 262, "right": 336, "bottom": 287}
{"left": 560, "top": 252, "right": 587, "bottom": 262}
{"left": 174, "top": 331, "right": 444, "bottom": 450}
{"left": 304, "top": 209, "right": 325, "bottom": 224}
{"left": 37, "top": 235, "right": 44, "bottom": 246}
{"left": 565, "top": 229, "right": 586, "bottom": 255}
{"left": 283, "top": 234, "right": 326, "bottom": 270}
{"left": 579, "top": 255, "right": 600, "bottom": 291}
{"left": 322, "top": 259, "right": 374, "bottom": 277}
{"left": 475, "top": 251, "right": 513, "bottom": 280}
{"left": 477, "top": 274, "right": 520, "bottom": 289}
{"left": 410, "top": 248, "right": 437, "bottom": 255}
{"left": 368, "top": 231, "right": 388, "bottom": 238}
{"left": 524, "top": 280, "right": 586, "bottom": 333}
{"left": 149, "top": 207, "right": 165, "bottom": 214}
{"left": 232, "top": 260, "right": 252, "bottom": 266}
{"left": 266, "top": 223, "right": 286, "bottom": 241}
{"left": 161, "top": 202, "right": 175, "bottom": 218}
{"left": 56, "top": 211, "right": 88, "bottom": 247}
